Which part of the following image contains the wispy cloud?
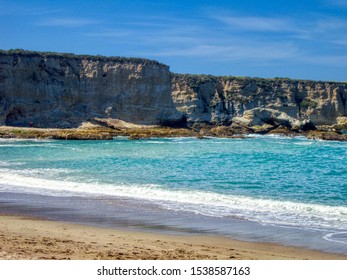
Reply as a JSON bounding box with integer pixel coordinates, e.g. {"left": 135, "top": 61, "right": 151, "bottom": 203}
{"left": 82, "top": 14, "right": 306, "bottom": 65}
{"left": 325, "top": 0, "right": 347, "bottom": 8}
{"left": 36, "top": 17, "right": 98, "bottom": 27}
{"left": 301, "top": 54, "right": 347, "bottom": 67}
{"left": 129, "top": 18, "right": 299, "bottom": 62}
{"left": 80, "top": 9, "right": 346, "bottom": 69}
{"left": 86, "top": 30, "right": 132, "bottom": 38}
{"left": 210, "top": 11, "right": 347, "bottom": 44}
{"left": 314, "top": 17, "right": 347, "bottom": 32}
{"left": 0, "top": 0, "right": 59, "bottom": 16}
{"left": 216, "top": 15, "right": 294, "bottom": 32}
{"left": 146, "top": 41, "right": 298, "bottom": 61}
{"left": 333, "top": 39, "right": 347, "bottom": 45}
{"left": 84, "top": 17, "right": 209, "bottom": 45}
{"left": 290, "top": 16, "right": 347, "bottom": 46}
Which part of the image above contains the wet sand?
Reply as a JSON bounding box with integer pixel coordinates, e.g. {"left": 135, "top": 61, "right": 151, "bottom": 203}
{"left": 1, "top": 214, "right": 346, "bottom": 260}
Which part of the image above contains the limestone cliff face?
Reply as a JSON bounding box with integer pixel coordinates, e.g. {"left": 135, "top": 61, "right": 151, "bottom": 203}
{"left": 1, "top": 50, "right": 346, "bottom": 130}
{"left": 171, "top": 74, "right": 347, "bottom": 128}
{"left": 0, "top": 50, "right": 183, "bottom": 127}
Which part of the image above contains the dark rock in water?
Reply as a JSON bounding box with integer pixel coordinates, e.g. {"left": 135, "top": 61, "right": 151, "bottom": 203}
{"left": 307, "top": 131, "right": 347, "bottom": 141}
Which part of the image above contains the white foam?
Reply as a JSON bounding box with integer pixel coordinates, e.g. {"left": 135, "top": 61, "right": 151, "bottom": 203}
{"left": 0, "top": 138, "right": 54, "bottom": 143}
{"left": 1, "top": 168, "right": 346, "bottom": 232}
{"left": 245, "top": 134, "right": 295, "bottom": 140}
{"left": 0, "top": 144, "right": 61, "bottom": 148}
{"left": 323, "top": 232, "right": 347, "bottom": 244}
{"left": 294, "top": 142, "right": 314, "bottom": 146}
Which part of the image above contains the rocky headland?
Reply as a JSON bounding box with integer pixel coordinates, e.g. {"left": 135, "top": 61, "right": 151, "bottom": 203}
{"left": 0, "top": 49, "right": 346, "bottom": 140}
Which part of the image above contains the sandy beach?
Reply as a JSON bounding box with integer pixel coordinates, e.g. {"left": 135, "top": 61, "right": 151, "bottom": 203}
{"left": 0, "top": 214, "right": 346, "bottom": 260}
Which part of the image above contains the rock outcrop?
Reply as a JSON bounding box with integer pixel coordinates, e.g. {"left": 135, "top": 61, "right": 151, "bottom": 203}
{"left": 171, "top": 74, "right": 347, "bottom": 131}
{"left": 0, "top": 50, "right": 184, "bottom": 128}
{"left": 1, "top": 50, "right": 346, "bottom": 133}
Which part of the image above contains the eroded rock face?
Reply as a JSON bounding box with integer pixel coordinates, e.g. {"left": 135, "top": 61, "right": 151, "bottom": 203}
{"left": 0, "top": 51, "right": 183, "bottom": 127}
{"left": 171, "top": 74, "right": 347, "bottom": 128}
{"left": 1, "top": 50, "right": 346, "bottom": 130}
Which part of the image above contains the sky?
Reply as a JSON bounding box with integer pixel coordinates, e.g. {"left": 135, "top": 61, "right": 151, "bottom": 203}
{"left": 1, "top": 0, "right": 347, "bottom": 81}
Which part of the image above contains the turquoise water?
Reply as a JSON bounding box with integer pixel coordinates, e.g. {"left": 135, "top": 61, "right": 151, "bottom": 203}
{"left": 1, "top": 135, "right": 347, "bottom": 253}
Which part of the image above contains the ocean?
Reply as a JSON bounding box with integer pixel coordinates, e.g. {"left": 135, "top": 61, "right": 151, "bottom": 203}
{"left": 0, "top": 135, "right": 346, "bottom": 255}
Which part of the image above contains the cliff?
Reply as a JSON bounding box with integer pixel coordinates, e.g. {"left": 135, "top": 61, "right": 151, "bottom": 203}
{"left": 171, "top": 74, "right": 347, "bottom": 131}
{"left": 0, "top": 50, "right": 346, "bottom": 134}
{"left": 0, "top": 50, "right": 184, "bottom": 128}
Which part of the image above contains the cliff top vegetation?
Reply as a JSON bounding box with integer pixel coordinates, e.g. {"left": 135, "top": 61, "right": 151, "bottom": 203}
{"left": 0, "top": 49, "right": 166, "bottom": 67}
{"left": 171, "top": 73, "right": 347, "bottom": 86}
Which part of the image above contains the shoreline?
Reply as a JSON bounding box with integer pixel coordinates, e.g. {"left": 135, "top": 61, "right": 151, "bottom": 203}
{"left": 1, "top": 190, "right": 347, "bottom": 257}
{"left": 1, "top": 214, "right": 346, "bottom": 260}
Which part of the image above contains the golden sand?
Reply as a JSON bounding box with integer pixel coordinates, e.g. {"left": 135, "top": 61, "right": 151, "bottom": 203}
{"left": 0, "top": 215, "right": 346, "bottom": 260}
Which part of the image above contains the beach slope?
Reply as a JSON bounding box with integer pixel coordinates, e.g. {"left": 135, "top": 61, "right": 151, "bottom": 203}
{"left": 1, "top": 215, "right": 346, "bottom": 260}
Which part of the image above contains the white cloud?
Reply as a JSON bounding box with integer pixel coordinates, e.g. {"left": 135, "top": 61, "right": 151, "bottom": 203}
{"left": 0, "top": 1, "right": 59, "bottom": 17}
{"left": 301, "top": 54, "right": 347, "bottom": 67}
{"left": 314, "top": 17, "right": 347, "bottom": 32}
{"left": 215, "top": 15, "right": 295, "bottom": 32}
{"left": 85, "top": 30, "right": 132, "bottom": 38}
{"left": 81, "top": 11, "right": 346, "bottom": 68}
{"left": 210, "top": 12, "right": 347, "bottom": 44}
{"left": 143, "top": 41, "right": 298, "bottom": 62}
{"left": 325, "top": 0, "right": 347, "bottom": 8}
{"left": 36, "top": 17, "right": 98, "bottom": 27}
{"left": 333, "top": 39, "right": 347, "bottom": 45}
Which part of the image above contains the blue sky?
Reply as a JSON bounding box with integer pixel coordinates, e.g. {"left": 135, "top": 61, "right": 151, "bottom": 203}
{"left": 1, "top": 0, "right": 347, "bottom": 81}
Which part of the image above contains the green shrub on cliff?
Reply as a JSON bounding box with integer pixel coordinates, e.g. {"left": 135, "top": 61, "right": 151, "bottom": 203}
{"left": 300, "top": 98, "right": 318, "bottom": 109}
{"left": 171, "top": 73, "right": 217, "bottom": 87}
